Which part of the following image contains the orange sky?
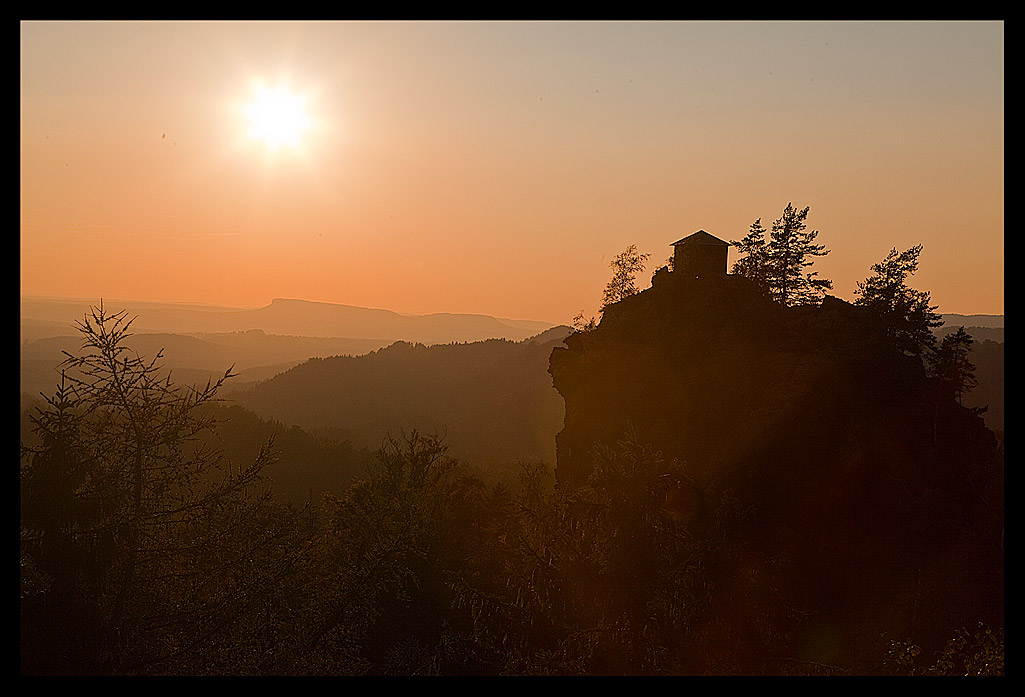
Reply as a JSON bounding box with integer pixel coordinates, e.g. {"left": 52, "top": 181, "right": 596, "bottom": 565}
{"left": 21, "top": 21, "right": 1004, "bottom": 325}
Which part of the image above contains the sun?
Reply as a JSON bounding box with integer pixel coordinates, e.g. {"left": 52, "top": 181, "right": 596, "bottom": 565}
{"left": 244, "top": 85, "right": 312, "bottom": 151}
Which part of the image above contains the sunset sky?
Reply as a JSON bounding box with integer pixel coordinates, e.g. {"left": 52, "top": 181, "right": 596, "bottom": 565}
{"left": 21, "top": 21, "right": 1004, "bottom": 325}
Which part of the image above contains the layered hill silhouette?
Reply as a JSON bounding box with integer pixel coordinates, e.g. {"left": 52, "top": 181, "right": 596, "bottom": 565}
{"left": 19, "top": 285, "right": 1003, "bottom": 675}
{"left": 21, "top": 295, "right": 559, "bottom": 411}
{"left": 231, "top": 327, "right": 572, "bottom": 470}
{"left": 21, "top": 296, "right": 554, "bottom": 344}
{"left": 20, "top": 329, "right": 391, "bottom": 400}
{"left": 939, "top": 313, "right": 1004, "bottom": 329}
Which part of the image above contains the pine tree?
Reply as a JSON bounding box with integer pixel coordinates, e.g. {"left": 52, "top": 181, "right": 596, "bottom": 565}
{"left": 930, "top": 327, "right": 979, "bottom": 406}
{"left": 730, "top": 218, "right": 771, "bottom": 296}
{"left": 730, "top": 203, "right": 832, "bottom": 307}
{"left": 767, "top": 203, "right": 833, "bottom": 306}
{"left": 854, "top": 245, "right": 943, "bottom": 357}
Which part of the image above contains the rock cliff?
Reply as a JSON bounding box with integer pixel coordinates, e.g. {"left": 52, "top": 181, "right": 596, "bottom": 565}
{"left": 549, "top": 272, "right": 1003, "bottom": 669}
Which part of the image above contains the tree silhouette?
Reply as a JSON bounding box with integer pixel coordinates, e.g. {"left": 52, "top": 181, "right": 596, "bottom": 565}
{"left": 854, "top": 245, "right": 943, "bottom": 357}
{"left": 20, "top": 304, "right": 295, "bottom": 674}
{"left": 729, "top": 218, "right": 771, "bottom": 296}
{"left": 730, "top": 203, "right": 832, "bottom": 307}
{"left": 930, "top": 326, "right": 979, "bottom": 406}
{"left": 601, "top": 245, "right": 651, "bottom": 311}
{"left": 572, "top": 311, "right": 598, "bottom": 333}
{"left": 302, "top": 430, "right": 527, "bottom": 674}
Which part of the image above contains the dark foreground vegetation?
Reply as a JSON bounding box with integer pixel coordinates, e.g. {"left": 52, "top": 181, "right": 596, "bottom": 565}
{"left": 21, "top": 309, "right": 1003, "bottom": 675}
{"left": 20, "top": 211, "right": 1003, "bottom": 675}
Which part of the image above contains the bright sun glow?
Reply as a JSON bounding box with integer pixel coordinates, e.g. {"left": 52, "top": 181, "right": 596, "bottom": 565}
{"left": 244, "top": 86, "right": 312, "bottom": 150}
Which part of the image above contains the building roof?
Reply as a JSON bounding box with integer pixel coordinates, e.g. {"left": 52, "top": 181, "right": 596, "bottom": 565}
{"left": 671, "top": 230, "right": 729, "bottom": 247}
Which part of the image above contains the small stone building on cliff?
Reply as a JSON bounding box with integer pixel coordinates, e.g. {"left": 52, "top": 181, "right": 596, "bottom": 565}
{"left": 672, "top": 230, "right": 730, "bottom": 279}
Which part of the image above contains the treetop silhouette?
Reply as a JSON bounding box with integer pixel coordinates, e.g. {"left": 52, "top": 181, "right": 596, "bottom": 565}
{"left": 730, "top": 202, "right": 832, "bottom": 307}
{"left": 854, "top": 244, "right": 943, "bottom": 357}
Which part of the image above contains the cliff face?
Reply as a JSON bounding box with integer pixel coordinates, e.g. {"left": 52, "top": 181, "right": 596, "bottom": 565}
{"left": 549, "top": 273, "right": 1003, "bottom": 670}
{"left": 551, "top": 274, "right": 930, "bottom": 487}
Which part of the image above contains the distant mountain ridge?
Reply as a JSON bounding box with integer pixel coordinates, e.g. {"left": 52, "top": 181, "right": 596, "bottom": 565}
{"left": 940, "top": 313, "right": 1003, "bottom": 328}
{"left": 20, "top": 295, "right": 555, "bottom": 344}
{"left": 936, "top": 314, "right": 1003, "bottom": 344}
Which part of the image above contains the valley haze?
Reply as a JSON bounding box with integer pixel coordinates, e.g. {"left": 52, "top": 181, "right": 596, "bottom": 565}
{"left": 20, "top": 294, "right": 564, "bottom": 404}
{"left": 20, "top": 295, "right": 555, "bottom": 344}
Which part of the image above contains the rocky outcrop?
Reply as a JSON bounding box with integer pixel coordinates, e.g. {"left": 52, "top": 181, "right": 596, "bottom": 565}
{"left": 549, "top": 273, "right": 1003, "bottom": 670}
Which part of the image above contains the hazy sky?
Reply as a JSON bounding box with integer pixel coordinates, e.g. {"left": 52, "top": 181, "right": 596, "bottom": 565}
{"left": 21, "top": 21, "right": 1003, "bottom": 324}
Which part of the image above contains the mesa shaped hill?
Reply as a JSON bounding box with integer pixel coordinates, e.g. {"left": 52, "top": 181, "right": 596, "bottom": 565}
{"left": 232, "top": 329, "right": 572, "bottom": 469}
{"left": 549, "top": 272, "right": 1002, "bottom": 674}
{"left": 20, "top": 296, "right": 554, "bottom": 344}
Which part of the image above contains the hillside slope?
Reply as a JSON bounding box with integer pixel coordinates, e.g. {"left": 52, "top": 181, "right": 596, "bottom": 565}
{"left": 233, "top": 329, "right": 572, "bottom": 468}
